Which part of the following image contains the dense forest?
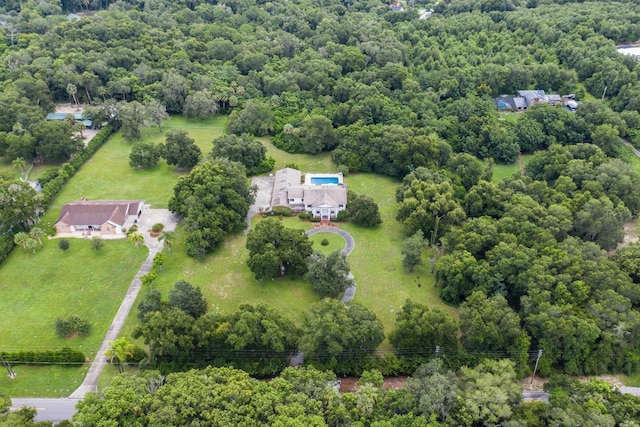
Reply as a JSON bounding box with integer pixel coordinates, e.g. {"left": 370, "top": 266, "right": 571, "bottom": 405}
{"left": 3, "top": 0, "right": 640, "bottom": 423}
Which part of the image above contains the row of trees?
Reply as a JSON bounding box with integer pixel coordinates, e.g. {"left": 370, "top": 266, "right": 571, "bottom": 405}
{"left": 132, "top": 277, "right": 544, "bottom": 377}
{"left": 66, "top": 362, "right": 640, "bottom": 426}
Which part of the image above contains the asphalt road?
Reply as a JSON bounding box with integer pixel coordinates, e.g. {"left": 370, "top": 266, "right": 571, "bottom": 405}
{"left": 10, "top": 398, "right": 79, "bottom": 423}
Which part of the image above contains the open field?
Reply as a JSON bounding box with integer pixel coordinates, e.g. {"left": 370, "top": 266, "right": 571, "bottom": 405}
{"left": 0, "top": 239, "right": 147, "bottom": 396}
{"left": 2, "top": 118, "right": 452, "bottom": 393}
{"left": 490, "top": 154, "right": 531, "bottom": 183}
{"left": 120, "top": 172, "right": 452, "bottom": 353}
{"left": 43, "top": 115, "right": 226, "bottom": 212}
{"left": 491, "top": 162, "right": 521, "bottom": 183}
{"left": 0, "top": 365, "right": 89, "bottom": 398}
{"left": 258, "top": 137, "right": 336, "bottom": 172}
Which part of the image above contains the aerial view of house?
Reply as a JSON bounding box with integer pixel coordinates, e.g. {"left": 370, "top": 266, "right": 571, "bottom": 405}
{"left": 270, "top": 168, "right": 347, "bottom": 219}
{"left": 54, "top": 199, "right": 144, "bottom": 236}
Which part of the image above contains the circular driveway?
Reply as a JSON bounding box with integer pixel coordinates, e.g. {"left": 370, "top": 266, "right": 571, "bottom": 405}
{"left": 305, "top": 226, "right": 356, "bottom": 303}
{"left": 305, "top": 226, "right": 355, "bottom": 256}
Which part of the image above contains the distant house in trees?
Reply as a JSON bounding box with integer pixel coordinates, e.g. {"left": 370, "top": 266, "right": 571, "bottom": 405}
{"left": 270, "top": 168, "right": 347, "bottom": 219}
{"left": 55, "top": 199, "right": 145, "bottom": 236}
{"left": 495, "top": 90, "right": 574, "bottom": 111}
{"left": 389, "top": 1, "right": 404, "bottom": 11}
{"left": 46, "top": 113, "right": 92, "bottom": 128}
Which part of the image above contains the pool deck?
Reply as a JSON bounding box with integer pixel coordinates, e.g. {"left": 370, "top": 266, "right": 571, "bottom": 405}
{"left": 304, "top": 172, "right": 344, "bottom": 185}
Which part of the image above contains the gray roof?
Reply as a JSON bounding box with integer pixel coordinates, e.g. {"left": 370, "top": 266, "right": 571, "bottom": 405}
{"left": 270, "top": 168, "right": 347, "bottom": 210}
{"left": 56, "top": 200, "right": 143, "bottom": 227}
{"left": 518, "top": 90, "right": 547, "bottom": 104}
{"left": 304, "top": 186, "right": 347, "bottom": 207}
{"left": 513, "top": 97, "right": 527, "bottom": 109}
{"left": 271, "top": 168, "right": 302, "bottom": 208}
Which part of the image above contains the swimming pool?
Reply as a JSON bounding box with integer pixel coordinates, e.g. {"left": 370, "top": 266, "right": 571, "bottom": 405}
{"left": 311, "top": 177, "right": 339, "bottom": 185}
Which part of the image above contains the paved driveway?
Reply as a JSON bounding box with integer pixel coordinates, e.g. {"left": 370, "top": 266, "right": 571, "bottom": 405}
{"left": 134, "top": 208, "right": 179, "bottom": 251}
{"left": 246, "top": 176, "right": 274, "bottom": 231}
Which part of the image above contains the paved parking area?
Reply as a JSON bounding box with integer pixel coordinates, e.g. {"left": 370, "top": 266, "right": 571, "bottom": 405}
{"left": 134, "top": 208, "right": 179, "bottom": 251}
{"left": 246, "top": 175, "right": 275, "bottom": 231}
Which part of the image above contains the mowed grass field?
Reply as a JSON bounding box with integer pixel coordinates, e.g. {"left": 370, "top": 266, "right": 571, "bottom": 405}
{"left": 121, "top": 169, "right": 451, "bottom": 350}
{"left": 44, "top": 115, "right": 226, "bottom": 213}
{"left": 0, "top": 239, "right": 147, "bottom": 396}
{"left": 1, "top": 115, "right": 454, "bottom": 393}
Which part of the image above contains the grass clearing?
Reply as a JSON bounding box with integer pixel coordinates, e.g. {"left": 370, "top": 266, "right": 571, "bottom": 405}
{"left": 0, "top": 365, "right": 89, "bottom": 398}
{"left": 0, "top": 239, "right": 147, "bottom": 396}
{"left": 259, "top": 137, "right": 336, "bottom": 173}
{"left": 120, "top": 173, "right": 453, "bottom": 354}
{"left": 309, "top": 232, "right": 347, "bottom": 255}
{"left": 44, "top": 115, "right": 226, "bottom": 211}
{"left": 0, "top": 159, "right": 56, "bottom": 182}
{"left": 491, "top": 162, "right": 521, "bottom": 182}
{"left": 499, "top": 113, "right": 520, "bottom": 124}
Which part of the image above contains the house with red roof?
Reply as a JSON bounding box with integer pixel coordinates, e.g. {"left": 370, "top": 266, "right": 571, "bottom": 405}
{"left": 55, "top": 199, "right": 144, "bottom": 236}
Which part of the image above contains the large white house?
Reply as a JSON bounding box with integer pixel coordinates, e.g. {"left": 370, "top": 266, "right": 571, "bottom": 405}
{"left": 270, "top": 168, "right": 347, "bottom": 219}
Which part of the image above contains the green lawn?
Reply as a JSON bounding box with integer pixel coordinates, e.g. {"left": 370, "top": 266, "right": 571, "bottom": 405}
{"left": 309, "top": 232, "right": 348, "bottom": 255}
{"left": 0, "top": 365, "right": 89, "bottom": 398}
{"left": 121, "top": 171, "right": 453, "bottom": 354}
{"left": 499, "top": 113, "right": 520, "bottom": 124}
{"left": 622, "top": 144, "right": 640, "bottom": 175}
{"left": 259, "top": 137, "right": 336, "bottom": 173}
{"left": 490, "top": 154, "right": 533, "bottom": 183}
{"left": 44, "top": 115, "right": 226, "bottom": 212}
{"left": 0, "top": 239, "right": 147, "bottom": 396}
{"left": 491, "top": 162, "right": 521, "bottom": 182}
{"left": 0, "top": 159, "right": 56, "bottom": 182}
{"left": 1, "top": 121, "right": 454, "bottom": 392}
{"left": 338, "top": 174, "right": 455, "bottom": 339}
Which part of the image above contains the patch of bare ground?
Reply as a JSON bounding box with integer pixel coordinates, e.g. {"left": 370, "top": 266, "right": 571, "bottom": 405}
{"left": 623, "top": 220, "right": 639, "bottom": 244}
{"left": 55, "top": 102, "right": 84, "bottom": 114}
{"left": 339, "top": 376, "right": 408, "bottom": 393}
{"left": 517, "top": 154, "right": 526, "bottom": 176}
{"left": 521, "top": 375, "right": 625, "bottom": 391}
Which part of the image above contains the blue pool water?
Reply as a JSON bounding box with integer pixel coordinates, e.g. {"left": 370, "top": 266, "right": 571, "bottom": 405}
{"left": 311, "top": 177, "right": 339, "bottom": 184}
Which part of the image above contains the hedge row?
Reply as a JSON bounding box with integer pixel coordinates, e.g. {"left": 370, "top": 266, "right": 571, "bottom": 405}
{"left": 41, "top": 125, "right": 114, "bottom": 206}
{"left": 0, "top": 235, "right": 13, "bottom": 266}
{"left": 0, "top": 347, "right": 86, "bottom": 365}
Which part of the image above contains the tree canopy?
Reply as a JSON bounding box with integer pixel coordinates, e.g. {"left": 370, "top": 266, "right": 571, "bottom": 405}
{"left": 168, "top": 159, "right": 254, "bottom": 257}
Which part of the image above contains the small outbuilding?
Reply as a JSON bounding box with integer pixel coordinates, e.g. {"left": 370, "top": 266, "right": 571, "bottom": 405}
{"left": 46, "top": 112, "right": 92, "bottom": 128}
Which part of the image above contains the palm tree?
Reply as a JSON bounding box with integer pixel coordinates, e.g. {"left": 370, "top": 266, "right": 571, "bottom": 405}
{"left": 158, "top": 231, "right": 175, "bottom": 253}
{"left": 13, "top": 232, "right": 28, "bottom": 249}
{"left": 105, "top": 338, "right": 136, "bottom": 373}
{"left": 25, "top": 238, "right": 37, "bottom": 254}
{"left": 67, "top": 83, "right": 79, "bottom": 107}
{"left": 11, "top": 157, "right": 29, "bottom": 181}
{"left": 129, "top": 232, "right": 145, "bottom": 249}
{"left": 29, "top": 227, "right": 45, "bottom": 246}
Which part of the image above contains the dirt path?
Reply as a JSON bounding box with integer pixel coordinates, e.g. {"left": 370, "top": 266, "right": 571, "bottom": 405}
{"left": 517, "top": 154, "right": 526, "bottom": 176}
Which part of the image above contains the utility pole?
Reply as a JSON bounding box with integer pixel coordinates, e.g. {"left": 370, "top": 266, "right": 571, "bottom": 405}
{"left": 530, "top": 349, "right": 543, "bottom": 386}
{"left": 435, "top": 345, "right": 441, "bottom": 358}
{"left": 0, "top": 354, "right": 16, "bottom": 379}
